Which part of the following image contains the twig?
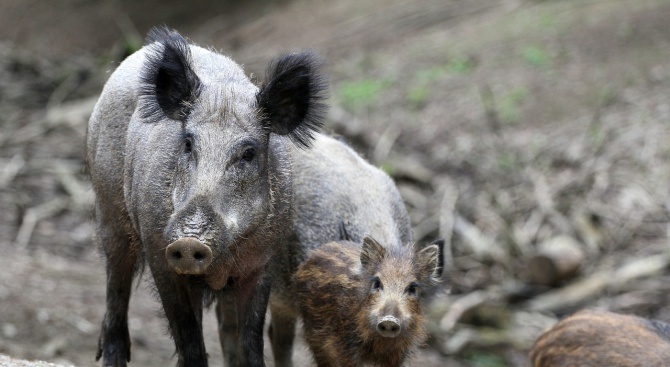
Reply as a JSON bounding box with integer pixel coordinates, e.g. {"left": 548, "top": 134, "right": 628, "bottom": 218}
{"left": 526, "top": 252, "right": 670, "bottom": 312}
{"left": 0, "top": 154, "right": 25, "bottom": 188}
{"left": 54, "top": 161, "right": 92, "bottom": 209}
{"left": 372, "top": 124, "right": 402, "bottom": 164}
{"left": 438, "top": 290, "right": 489, "bottom": 331}
{"left": 4, "top": 96, "right": 98, "bottom": 147}
{"left": 15, "top": 197, "right": 69, "bottom": 248}
{"left": 453, "top": 213, "right": 507, "bottom": 263}
{"left": 437, "top": 177, "right": 458, "bottom": 273}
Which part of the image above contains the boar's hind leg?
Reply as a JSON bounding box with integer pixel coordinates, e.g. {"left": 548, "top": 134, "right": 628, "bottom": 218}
{"left": 152, "top": 271, "right": 207, "bottom": 367}
{"left": 234, "top": 269, "right": 273, "bottom": 367}
{"left": 215, "top": 293, "right": 238, "bottom": 367}
{"left": 95, "top": 210, "right": 138, "bottom": 367}
{"left": 268, "top": 304, "right": 296, "bottom": 367}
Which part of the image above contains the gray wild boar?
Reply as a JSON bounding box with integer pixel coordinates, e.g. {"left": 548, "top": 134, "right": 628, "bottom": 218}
{"left": 293, "top": 236, "right": 443, "bottom": 367}
{"left": 87, "top": 27, "right": 327, "bottom": 367}
{"left": 264, "top": 134, "right": 419, "bottom": 367}
{"left": 218, "top": 132, "right": 418, "bottom": 367}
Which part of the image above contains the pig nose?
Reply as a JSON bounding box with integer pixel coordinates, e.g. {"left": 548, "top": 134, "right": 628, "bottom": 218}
{"left": 165, "top": 238, "right": 213, "bottom": 275}
{"left": 376, "top": 316, "right": 401, "bottom": 338}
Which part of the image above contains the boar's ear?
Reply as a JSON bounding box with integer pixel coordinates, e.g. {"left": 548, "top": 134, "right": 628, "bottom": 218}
{"left": 360, "top": 236, "right": 386, "bottom": 270}
{"left": 140, "top": 26, "right": 202, "bottom": 122}
{"left": 415, "top": 241, "right": 442, "bottom": 285}
{"left": 257, "top": 51, "right": 329, "bottom": 148}
{"left": 338, "top": 220, "right": 352, "bottom": 241}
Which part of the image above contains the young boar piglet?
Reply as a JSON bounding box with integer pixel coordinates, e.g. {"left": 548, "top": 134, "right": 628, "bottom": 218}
{"left": 528, "top": 309, "right": 670, "bottom": 367}
{"left": 294, "top": 236, "right": 443, "bottom": 367}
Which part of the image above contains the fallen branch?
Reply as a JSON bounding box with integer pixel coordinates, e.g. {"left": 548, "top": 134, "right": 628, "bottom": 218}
{"left": 525, "top": 252, "right": 670, "bottom": 312}
{"left": 15, "top": 197, "right": 69, "bottom": 248}
{"left": 0, "top": 154, "right": 25, "bottom": 188}
{"left": 453, "top": 213, "right": 507, "bottom": 264}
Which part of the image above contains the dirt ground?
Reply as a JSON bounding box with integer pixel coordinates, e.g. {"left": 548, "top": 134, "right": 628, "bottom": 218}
{"left": 2, "top": 0, "right": 670, "bottom": 366}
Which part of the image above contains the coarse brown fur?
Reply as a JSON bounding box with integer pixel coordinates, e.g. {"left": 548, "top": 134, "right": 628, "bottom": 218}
{"left": 528, "top": 309, "right": 670, "bottom": 367}
{"left": 294, "top": 238, "right": 440, "bottom": 367}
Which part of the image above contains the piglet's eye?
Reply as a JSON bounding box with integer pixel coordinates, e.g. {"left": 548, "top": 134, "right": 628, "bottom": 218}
{"left": 371, "top": 276, "right": 383, "bottom": 292}
{"left": 407, "top": 282, "right": 420, "bottom": 296}
{"left": 241, "top": 147, "right": 256, "bottom": 162}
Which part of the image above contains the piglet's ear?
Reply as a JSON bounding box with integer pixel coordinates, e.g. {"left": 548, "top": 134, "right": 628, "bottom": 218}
{"left": 360, "top": 236, "right": 386, "bottom": 270}
{"left": 415, "top": 242, "right": 441, "bottom": 285}
{"left": 140, "top": 26, "right": 202, "bottom": 122}
{"left": 257, "top": 51, "right": 329, "bottom": 148}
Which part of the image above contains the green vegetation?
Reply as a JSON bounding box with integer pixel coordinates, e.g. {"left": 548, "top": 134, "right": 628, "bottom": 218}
{"left": 522, "top": 45, "right": 550, "bottom": 67}
{"left": 499, "top": 87, "right": 528, "bottom": 124}
{"left": 497, "top": 150, "right": 521, "bottom": 171}
{"left": 404, "top": 54, "right": 475, "bottom": 110}
{"left": 464, "top": 352, "right": 508, "bottom": 367}
{"left": 406, "top": 85, "right": 430, "bottom": 110}
{"left": 338, "top": 78, "right": 390, "bottom": 111}
{"left": 448, "top": 55, "right": 475, "bottom": 74}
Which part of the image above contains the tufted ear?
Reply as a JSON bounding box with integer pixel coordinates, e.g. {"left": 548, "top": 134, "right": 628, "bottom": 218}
{"left": 415, "top": 240, "right": 442, "bottom": 285}
{"left": 338, "top": 220, "right": 352, "bottom": 241}
{"left": 140, "top": 26, "right": 202, "bottom": 122}
{"left": 256, "top": 51, "right": 329, "bottom": 148}
{"left": 360, "top": 236, "right": 386, "bottom": 270}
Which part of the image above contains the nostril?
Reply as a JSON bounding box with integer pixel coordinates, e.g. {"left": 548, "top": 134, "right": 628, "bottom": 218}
{"left": 165, "top": 238, "right": 213, "bottom": 275}
{"left": 377, "top": 317, "right": 401, "bottom": 338}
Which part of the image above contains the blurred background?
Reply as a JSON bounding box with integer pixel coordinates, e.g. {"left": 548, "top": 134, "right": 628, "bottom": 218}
{"left": 1, "top": 0, "right": 670, "bottom": 366}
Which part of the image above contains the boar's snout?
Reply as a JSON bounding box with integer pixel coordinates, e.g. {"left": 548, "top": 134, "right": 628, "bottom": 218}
{"left": 376, "top": 315, "right": 401, "bottom": 338}
{"left": 166, "top": 238, "right": 213, "bottom": 275}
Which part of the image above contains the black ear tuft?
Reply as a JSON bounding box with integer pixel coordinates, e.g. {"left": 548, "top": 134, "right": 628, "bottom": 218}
{"left": 257, "top": 51, "right": 329, "bottom": 148}
{"left": 139, "top": 26, "right": 202, "bottom": 122}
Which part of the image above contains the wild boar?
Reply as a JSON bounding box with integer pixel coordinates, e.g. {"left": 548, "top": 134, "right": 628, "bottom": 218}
{"left": 528, "top": 309, "right": 670, "bottom": 367}
{"left": 262, "top": 133, "right": 416, "bottom": 367}
{"left": 87, "top": 26, "right": 327, "bottom": 367}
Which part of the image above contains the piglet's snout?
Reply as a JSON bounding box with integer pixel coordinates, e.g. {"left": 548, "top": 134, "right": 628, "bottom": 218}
{"left": 165, "top": 238, "right": 213, "bottom": 275}
{"left": 377, "top": 315, "right": 401, "bottom": 338}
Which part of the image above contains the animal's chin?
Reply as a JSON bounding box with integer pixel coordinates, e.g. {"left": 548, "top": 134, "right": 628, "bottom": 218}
{"left": 203, "top": 262, "right": 231, "bottom": 290}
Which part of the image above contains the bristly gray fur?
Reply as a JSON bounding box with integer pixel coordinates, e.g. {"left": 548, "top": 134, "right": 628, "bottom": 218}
{"left": 139, "top": 26, "right": 203, "bottom": 123}
{"left": 257, "top": 51, "right": 329, "bottom": 149}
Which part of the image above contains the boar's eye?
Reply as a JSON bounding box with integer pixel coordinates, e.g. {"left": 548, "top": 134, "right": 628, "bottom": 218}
{"left": 241, "top": 147, "right": 256, "bottom": 162}
{"left": 183, "top": 135, "right": 194, "bottom": 155}
{"left": 407, "top": 282, "right": 420, "bottom": 296}
{"left": 371, "top": 276, "right": 383, "bottom": 292}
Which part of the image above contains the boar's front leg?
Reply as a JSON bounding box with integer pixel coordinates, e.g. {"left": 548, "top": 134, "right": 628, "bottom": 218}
{"left": 152, "top": 271, "right": 207, "bottom": 367}
{"left": 216, "top": 292, "right": 238, "bottom": 367}
{"left": 234, "top": 268, "right": 272, "bottom": 367}
{"left": 95, "top": 207, "right": 137, "bottom": 367}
